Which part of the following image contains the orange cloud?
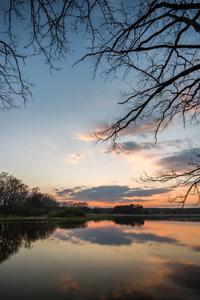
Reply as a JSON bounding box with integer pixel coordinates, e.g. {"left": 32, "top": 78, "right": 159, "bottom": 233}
{"left": 68, "top": 153, "right": 85, "bottom": 159}
{"left": 76, "top": 121, "right": 157, "bottom": 144}
{"left": 76, "top": 134, "right": 94, "bottom": 141}
{"left": 64, "top": 153, "right": 85, "bottom": 164}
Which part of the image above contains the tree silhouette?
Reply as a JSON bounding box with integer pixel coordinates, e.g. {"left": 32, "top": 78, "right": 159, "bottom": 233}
{"left": 1, "top": 0, "right": 200, "bottom": 206}
{"left": 0, "top": 172, "right": 59, "bottom": 215}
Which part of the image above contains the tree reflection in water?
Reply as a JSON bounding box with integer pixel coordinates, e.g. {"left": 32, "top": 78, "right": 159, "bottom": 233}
{"left": 113, "top": 216, "right": 145, "bottom": 227}
{"left": 0, "top": 220, "right": 89, "bottom": 264}
{"left": 0, "top": 222, "right": 55, "bottom": 264}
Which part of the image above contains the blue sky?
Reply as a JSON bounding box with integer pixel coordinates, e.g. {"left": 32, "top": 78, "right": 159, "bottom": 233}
{"left": 0, "top": 1, "right": 199, "bottom": 207}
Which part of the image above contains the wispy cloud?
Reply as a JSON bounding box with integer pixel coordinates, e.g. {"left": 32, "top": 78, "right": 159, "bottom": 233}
{"left": 68, "top": 153, "right": 85, "bottom": 159}
{"left": 76, "top": 134, "right": 94, "bottom": 142}
{"left": 65, "top": 153, "right": 85, "bottom": 164}
{"left": 75, "top": 121, "right": 156, "bottom": 144}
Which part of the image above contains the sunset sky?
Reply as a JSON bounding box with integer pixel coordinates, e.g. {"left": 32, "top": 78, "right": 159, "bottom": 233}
{"left": 0, "top": 3, "right": 199, "bottom": 208}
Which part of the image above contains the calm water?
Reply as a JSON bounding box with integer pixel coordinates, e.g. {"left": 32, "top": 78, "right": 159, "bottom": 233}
{"left": 0, "top": 218, "right": 200, "bottom": 300}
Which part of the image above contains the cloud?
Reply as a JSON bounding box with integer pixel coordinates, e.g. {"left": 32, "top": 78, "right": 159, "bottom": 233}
{"left": 65, "top": 153, "right": 85, "bottom": 164}
{"left": 117, "top": 141, "right": 158, "bottom": 154}
{"left": 156, "top": 148, "right": 200, "bottom": 171}
{"left": 76, "top": 134, "right": 94, "bottom": 142}
{"left": 56, "top": 185, "right": 130, "bottom": 202}
{"left": 162, "top": 139, "right": 187, "bottom": 147}
{"left": 118, "top": 198, "right": 152, "bottom": 203}
{"left": 68, "top": 153, "right": 85, "bottom": 159}
{"left": 55, "top": 185, "right": 171, "bottom": 204}
{"left": 125, "top": 188, "right": 171, "bottom": 197}
{"left": 112, "top": 138, "right": 196, "bottom": 156}
{"left": 118, "top": 123, "right": 155, "bottom": 136}
{"left": 75, "top": 121, "right": 156, "bottom": 143}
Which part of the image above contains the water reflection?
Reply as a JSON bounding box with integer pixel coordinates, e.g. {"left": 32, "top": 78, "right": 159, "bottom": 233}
{"left": 53, "top": 217, "right": 146, "bottom": 246}
{"left": 114, "top": 216, "right": 145, "bottom": 227}
{"left": 56, "top": 220, "right": 88, "bottom": 230}
{"left": 0, "top": 219, "right": 200, "bottom": 300}
{"left": 165, "top": 261, "right": 200, "bottom": 293}
{"left": 0, "top": 217, "right": 145, "bottom": 263}
{"left": 0, "top": 221, "right": 55, "bottom": 264}
{"left": 54, "top": 219, "right": 179, "bottom": 247}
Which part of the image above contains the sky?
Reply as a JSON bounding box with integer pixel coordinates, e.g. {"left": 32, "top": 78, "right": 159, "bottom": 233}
{"left": 0, "top": 1, "right": 199, "bottom": 208}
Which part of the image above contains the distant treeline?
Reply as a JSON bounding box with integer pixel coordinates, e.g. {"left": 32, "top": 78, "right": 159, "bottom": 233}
{"left": 112, "top": 204, "right": 147, "bottom": 214}
{"left": 60, "top": 202, "right": 147, "bottom": 215}
{"left": 146, "top": 207, "right": 200, "bottom": 214}
{"left": 0, "top": 172, "right": 59, "bottom": 216}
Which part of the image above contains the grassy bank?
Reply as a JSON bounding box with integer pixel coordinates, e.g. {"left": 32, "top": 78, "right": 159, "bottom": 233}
{"left": 1, "top": 213, "right": 200, "bottom": 222}
{"left": 0, "top": 214, "right": 115, "bottom": 222}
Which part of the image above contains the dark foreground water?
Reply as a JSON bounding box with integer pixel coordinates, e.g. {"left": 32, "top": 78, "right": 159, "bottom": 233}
{"left": 0, "top": 218, "right": 200, "bottom": 300}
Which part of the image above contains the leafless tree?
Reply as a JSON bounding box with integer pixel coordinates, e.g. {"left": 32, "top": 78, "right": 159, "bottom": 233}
{"left": 0, "top": 0, "right": 116, "bottom": 109}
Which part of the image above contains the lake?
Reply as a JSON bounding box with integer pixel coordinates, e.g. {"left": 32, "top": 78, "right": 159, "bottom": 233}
{"left": 0, "top": 218, "right": 200, "bottom": 299}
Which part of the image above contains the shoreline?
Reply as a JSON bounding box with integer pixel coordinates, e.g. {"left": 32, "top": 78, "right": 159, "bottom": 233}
{"left": 1, "top": 213, "right": 200, "bottom": 222}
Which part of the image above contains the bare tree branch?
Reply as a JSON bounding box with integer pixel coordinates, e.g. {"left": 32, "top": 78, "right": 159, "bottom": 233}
{"left": 139, "top": 152, "right": 200, "bottom": 207}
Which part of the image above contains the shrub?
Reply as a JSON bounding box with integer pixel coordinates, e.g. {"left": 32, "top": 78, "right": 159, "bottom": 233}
{"left": 48, "top": 207, "right": 86, "bottom": 218}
